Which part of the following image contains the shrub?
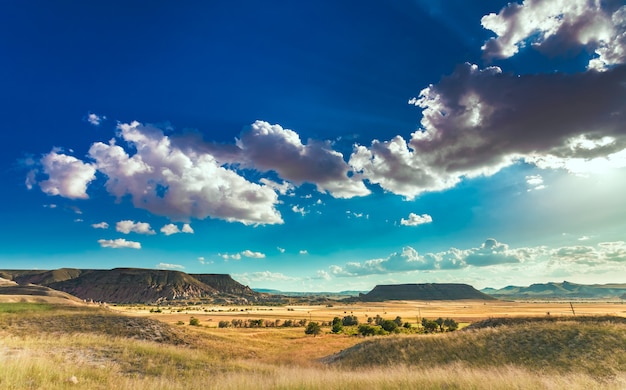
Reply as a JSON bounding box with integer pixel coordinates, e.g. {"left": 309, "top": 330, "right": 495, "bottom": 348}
{"left": 342, "top": 315, "right": 359, "bottom": 326}
{"left": 218, "top": 320, "right": 231, "bottom": 328}
{"left": 331, "top": 317, "right": 343, "bottom": 333}
{"left": 189, "top": 317, "right": 200, "bottom": 326}
{"left": 305, "top": 322, "right": 322, "bottom": 337}
{"left": 422, "top": 318, "right": 439, "bottom": 333}
{"left": 444, "top": 318, "right": 459, "bottom": 331}
{"left": 358, "top": 324, "right": 387, "bottom": 336}
{"left": 380, "top": 319, "right": 398, "bottom": 333}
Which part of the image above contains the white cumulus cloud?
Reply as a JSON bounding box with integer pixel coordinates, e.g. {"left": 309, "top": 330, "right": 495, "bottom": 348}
{"left": 400, "top": 213, "right": 433, "bottom": 226}
{"left": 116, "top": 220, "right": 155, "bottom": 235}
{"left": 38, "top": 151, "right": 96, "bottom": 199}
{"left": 160, "top": 223, "right": 194, "bottom": 236}
{"left": 241, "top": 250, "right": 266, "bottom": 259}
{"left": 88, "top": 121, "right": 283, "bottom": 225}
{"left": 232, "top": 121, "right": 370, "bottom": 199}
{"left": 351, "top": 62, "right": 626, "bottom": 199}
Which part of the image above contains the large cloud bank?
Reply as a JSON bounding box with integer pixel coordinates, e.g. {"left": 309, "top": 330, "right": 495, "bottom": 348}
{"left": 28, "top": 0, "right": 626, "bottom": 222}
{"left": 327, "top": 238, "right": 626, "bottom": 277}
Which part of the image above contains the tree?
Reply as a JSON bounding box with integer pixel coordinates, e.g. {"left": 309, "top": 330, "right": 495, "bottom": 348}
{"left": 443, "top": 318, "right": 459, "bottom": 331}
{"left": 305, "top": 321, "right": 321, "bottom": 337}
{"left": 421, "top": 318, "right": 438, "bottom": 333}
{"left": 331, "top": 317, "right": 343, "bottom": 334}
{"left": 435, "top": 317, "right": 444, "bottom": 332}
{"left": 393, "top": 316, "right": 403, "bottom": 327}
{"left": 358, "top": 324, "right": 377, "bottom": 336}
{"left": 342, "top": 315, "right": 359, "bottom": 326}
{"left": 380, "top": 319, "right": 398, "bottom": 333}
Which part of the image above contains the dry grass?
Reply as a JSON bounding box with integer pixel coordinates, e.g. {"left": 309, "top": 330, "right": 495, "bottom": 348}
{"left": 328, "top": 318, "right": 626, "bottom": 378}
{"left": 2, "top": 302, "right": 626, "bottom": 389}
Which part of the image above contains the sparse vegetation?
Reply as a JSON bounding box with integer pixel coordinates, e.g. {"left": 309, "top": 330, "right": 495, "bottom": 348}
{"left": 2, "top": 302, "right": 626, "bottom": 389}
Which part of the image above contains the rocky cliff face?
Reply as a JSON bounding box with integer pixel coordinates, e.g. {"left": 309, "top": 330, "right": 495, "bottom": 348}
{"left": 1, "top": 268, "right": 263, "bottom": 304}
{"left": 358, "top": 283, "right": 496, "bottom": 301}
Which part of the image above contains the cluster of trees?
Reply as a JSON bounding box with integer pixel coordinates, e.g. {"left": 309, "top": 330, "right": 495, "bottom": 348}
{"left": 329, "top": 315, "right": 409, "bottom": 336}
{"left": 212, "top": 314, "right": 459, "bottom": 336}
{"left": 218, "top": 318, "right": 312, "bottom": 328}
{"left": 421, "top": 317, "right": 458, "bottom": 333}
{"left": 306, "top": 315, "right": 459, "bottom": 337}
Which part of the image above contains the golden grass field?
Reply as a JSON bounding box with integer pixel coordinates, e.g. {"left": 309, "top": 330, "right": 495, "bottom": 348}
{"left": 112, "top": 299, "right": 626, "bottom": 325}
{"left": 1, "top": 297, "right": 626, "bottom": 389}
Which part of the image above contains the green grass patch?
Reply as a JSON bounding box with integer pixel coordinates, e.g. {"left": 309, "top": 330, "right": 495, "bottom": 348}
{"left": 0, "top": 302, "right": 54, "bottom": 313}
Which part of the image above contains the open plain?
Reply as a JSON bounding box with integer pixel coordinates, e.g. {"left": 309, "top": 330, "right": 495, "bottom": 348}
{"left": 2, "top": 297, "right": 626, "bottom": 389}
{"left": 112, "top": 299, "right": 626, "bottom": 326}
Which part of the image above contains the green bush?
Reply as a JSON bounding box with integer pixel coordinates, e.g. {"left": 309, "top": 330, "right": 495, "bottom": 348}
{"left": 342, "top": 315, "right": 359, "bottom": 326}
{"left": 331, "top": 317, "right": 343, "bottom": 333}
{"left": 358, "top": 324, "right": 387, "bottom": 336}
{"left": 380, "top": 319, "right": 398, "bottom": 333}
{"left": 189, "top": 317, "right": 200, "bottom": 326}
{"left": 305, "top": 322, "right": 321, "bottom": 337}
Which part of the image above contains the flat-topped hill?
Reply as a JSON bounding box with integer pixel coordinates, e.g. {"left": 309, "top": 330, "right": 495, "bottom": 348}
{"left": 0, "top": 268, "right": 264, "bottom": 304}
{"left": 357, "top": 283, "right": 496, "bottom": 301}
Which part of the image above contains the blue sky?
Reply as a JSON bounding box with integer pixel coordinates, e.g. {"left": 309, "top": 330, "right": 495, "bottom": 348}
{"left": 2, "top": 0, "right": 625, "bottom": 291}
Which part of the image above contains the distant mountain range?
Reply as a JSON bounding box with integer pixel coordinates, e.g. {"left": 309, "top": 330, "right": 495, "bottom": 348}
{"left": 3, "top": 268, "right": 624, "bottom": 304}
{"left": 482, "top": 281, "right": 626, "bottom": 300}
{"left": 0, "top": 268, "right": 270, "bottom": 304}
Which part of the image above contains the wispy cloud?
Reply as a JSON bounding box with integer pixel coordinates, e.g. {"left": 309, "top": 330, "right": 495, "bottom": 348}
{"left": 156, "top": 262, "right": 185, "bottom": 270}
{"left": 86, "top": 112, "right": 106, "bottom": 126}
{"left": 97, "top": 238, "right": 141, "bottom": 249}
{"left": 525, "top": 175, "right": 545, "bottom": 192}
{"left": 91, "top": 222, "right": 109, "bottom": 229}
{"left": 221, "top": 250, "right": 266, "bottom": 260}
{"left": 235, "top": 271, "right": 298, "bottom": 283}
{"left": 291, "top": 205, "right": 306, "bottom": 215}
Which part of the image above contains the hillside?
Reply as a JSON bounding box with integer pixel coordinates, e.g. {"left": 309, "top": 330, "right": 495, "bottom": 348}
{"left": 482, "top": 281, "right": 626, "bottom": 300}
{"left": 325, "top": 316, "right": 626, "bottom": 378}
{"left": 0, "top": 268, "right": 265, "bottom": 304}
{"left": 356, "top": 283, "right": 495, "bottom": 301}
{"left": 0, "top": 284, "right": 86, "bottom": 304}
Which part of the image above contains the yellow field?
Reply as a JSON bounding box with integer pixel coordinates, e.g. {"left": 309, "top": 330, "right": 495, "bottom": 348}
{"left": 2, "top": 299, "right": 626, "bottom": 389}
{"left": 112, "top": 299, "right": 626, "bottom": 326}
